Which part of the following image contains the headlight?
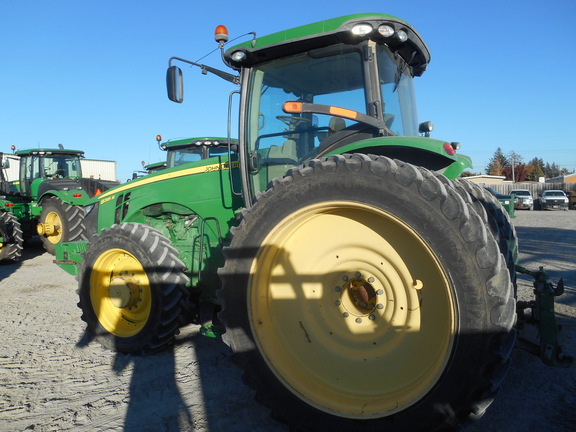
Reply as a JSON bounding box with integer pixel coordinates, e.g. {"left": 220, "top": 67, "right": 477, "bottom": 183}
{"left": 377, "top": 24, "right": 394, "bottom": 37}
{"left": 230, "top": 51, "right": 246, "bottom": 62}
{"left": 396, "top": 29, "right": 408, "bottom": 42}
{"left": 352, "top": 23, "right": 373, "bottom": 36}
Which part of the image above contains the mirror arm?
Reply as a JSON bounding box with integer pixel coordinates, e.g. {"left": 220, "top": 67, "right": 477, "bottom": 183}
{"left": 168, "top": 56, "right": 240, "bottom": 85}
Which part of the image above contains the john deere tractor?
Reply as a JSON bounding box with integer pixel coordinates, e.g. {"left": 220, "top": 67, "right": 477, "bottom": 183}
{"left": 56, "top": 14, "right": 520, "bottom": 431}
{"left": 132, "top": 135, "right": 235, "bottom": 179}
{"left": 7, "top": 147, "right": 118, "bottom": 253}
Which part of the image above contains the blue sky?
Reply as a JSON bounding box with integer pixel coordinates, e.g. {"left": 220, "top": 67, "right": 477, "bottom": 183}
{"left": 2, "top": 0, "right": 575, "bottom": 181}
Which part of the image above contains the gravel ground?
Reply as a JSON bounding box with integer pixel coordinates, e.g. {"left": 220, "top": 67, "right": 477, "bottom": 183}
{"left": 0, "top": 210, "right": 574, "bottom": 432}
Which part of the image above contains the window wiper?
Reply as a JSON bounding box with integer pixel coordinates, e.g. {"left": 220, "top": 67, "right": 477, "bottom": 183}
{"left": 393, "top": 52, "right": 416, "bottom": 92}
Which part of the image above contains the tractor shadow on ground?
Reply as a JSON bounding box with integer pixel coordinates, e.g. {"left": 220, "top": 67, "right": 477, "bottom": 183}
{"left": 0, "top": 236, "right": 45, "bottom": 280}
{"left": 113, "top": 347, "right": 194, "bottom": 432}
{"left": 75, "top": 325, "right": 286, "bottom": 432}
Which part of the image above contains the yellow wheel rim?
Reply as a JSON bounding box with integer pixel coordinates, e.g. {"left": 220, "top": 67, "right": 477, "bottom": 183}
{"left": 44, "top": 211, "right": 63, "bottom": 244}
{"left": 90, "top": 248, "right": 152, "bottom": 337}
{"left": 249, "top": 202, "right": 455, "bottom": 418}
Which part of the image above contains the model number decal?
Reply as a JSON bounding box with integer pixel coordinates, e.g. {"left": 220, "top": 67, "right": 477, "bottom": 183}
{"left": 204, "top": 161, "right": 239, "bottom": 173}
{"left": 100, "top": 195, "right": 116, "bottom": 204}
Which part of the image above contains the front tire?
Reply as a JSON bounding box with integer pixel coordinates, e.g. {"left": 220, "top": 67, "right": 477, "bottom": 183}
{"left": 78, "top": 223, "right": 189, "bottom": 354}
{"left": 219, "top": 154, "right": 515, "bottom": 432}
{"left": 38, "top": 196, "right": 86, "bottom": 254}
{"left": 0, "top": 211, "right": 23, "bottom": 263}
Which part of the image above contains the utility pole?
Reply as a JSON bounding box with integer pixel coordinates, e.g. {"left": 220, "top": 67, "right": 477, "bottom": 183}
{"left": 511, "top": 154, "right": 515, "bottom": 183}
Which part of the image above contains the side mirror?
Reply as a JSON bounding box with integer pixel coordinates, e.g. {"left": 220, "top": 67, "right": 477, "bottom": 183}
{"left": 167, "top": 66, "right": 184, "bottom": 103}
{"left": 418, "top": 121, "right": 434, "bottom": 137}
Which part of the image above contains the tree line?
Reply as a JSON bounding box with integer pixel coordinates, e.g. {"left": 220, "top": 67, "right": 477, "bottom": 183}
{"left": 462, "top": 147, "right": 571, "bottom": 182}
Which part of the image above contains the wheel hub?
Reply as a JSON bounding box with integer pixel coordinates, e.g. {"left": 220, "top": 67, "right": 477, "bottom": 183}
{"left": 340, "top": 275, "right": 379, "bottom": 319}
{"left": 108, "top": 274, "right": 141, "bottom": 309}
{"left": 37, "top": 222, "right": 60, "bottom": 236}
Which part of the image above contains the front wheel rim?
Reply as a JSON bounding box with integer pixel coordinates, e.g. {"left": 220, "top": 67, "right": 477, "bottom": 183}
{"left": 249, "top": 201, "right": 456, "bottom": 418}
{"left": 44, "top": 211, "right": 63, "bottom": 244}
{"left": 90, "top": 248, "right": 152, "bottom": 337}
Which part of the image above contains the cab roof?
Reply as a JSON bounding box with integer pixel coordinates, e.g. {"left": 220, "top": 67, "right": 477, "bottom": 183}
{"left": 160, "top": 137, "right": 238, "bottom": 150}
{"left": 15, "top": 148, "right": 84, "bottom": 157}
{"left": 225, "top": 13, "right": 430, "bottom": 76}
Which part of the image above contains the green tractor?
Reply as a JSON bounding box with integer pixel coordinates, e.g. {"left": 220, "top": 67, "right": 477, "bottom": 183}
{"left": 56, "top": 13, "right": 519, "bottom": 431}
{"left": 0, "top": 199, "right": 23, "bottom": 263}
{"left": 0, "top": 153, "right": 23, "bottom": 262}
{"left": 7, "top": 147, "right": 118, "bottom": 254}
{"left": 159, "top": 135, "right": 234, "bottom": 166}
{"left": 132, "top": 135, "right": 234, "bottom": 179}
{"left": 143, "top": 160, "right": 167, "bottom": 174}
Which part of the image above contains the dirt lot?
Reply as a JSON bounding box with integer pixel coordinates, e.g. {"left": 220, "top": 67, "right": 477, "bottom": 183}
{"left": 0, "top": 210, "right": 574, "bottom": 432}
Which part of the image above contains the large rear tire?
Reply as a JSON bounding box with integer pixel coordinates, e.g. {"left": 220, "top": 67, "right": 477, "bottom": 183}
{"left": 219, "top": 154, "right": 516, "bottom": 432}
{"left": 0, "top": 211, "right": 23, "bottom": 263}
{"left": 78, "top": 223, "right": 189, "bottom": 354}
{"left": 455, "top": 179, "right": 518, "bottom": 292}
{"left": 38, "top": 196, "right": 86, "bottom": 254}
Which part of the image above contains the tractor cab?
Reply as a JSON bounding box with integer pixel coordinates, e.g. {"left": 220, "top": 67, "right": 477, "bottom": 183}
{"left": 167, "top": 14, "right": 468, "bottom": 206}
{"left": 158, "top": 136, "right": 238, "bottom": 168}
{"left": 16, "top": 149, "right": 83, "bottom": 198}
{"left": 0, "top": 153, "right": 10, "bottom": 195}
{"left": 232, "top": 39, "right": 422, "bottom": 194}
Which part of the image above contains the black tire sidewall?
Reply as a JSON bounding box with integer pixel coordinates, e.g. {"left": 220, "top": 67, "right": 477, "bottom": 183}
{"left": 221, "top": 155, "right": 512, "bottom": 431}
{"left": 78, "top": 224, "right": 183, "bottom": 354}
{"left": 39, "top": 197, "right": 70, "bottom": 254}
{"left": 0, "top": 211, "right": 22, "bottom": 262}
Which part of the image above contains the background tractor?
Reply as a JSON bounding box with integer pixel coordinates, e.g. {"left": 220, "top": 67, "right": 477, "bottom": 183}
{"left": 0, "top": 153, "right": 23, "bottom": 262}
{"left": 158, "top": 135, "right": 235, "bottom": 166}
{"left": 6, "top": 147, "right": 118, "bottom": 253}
{"left": 131, "top": 135, "right": 235, "bottom": 180}
{"left": 56, "top": 13, "right": 519, "bottom": 431}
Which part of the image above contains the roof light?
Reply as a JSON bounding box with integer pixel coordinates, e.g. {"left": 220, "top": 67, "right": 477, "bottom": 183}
{"left": 451, "top": 142, "right": 461, "bottom": 151}
{"left": 72, "top": 193, "right": 82, "bottom": 198}
{"left": 5, "top": 202, "right": 14, "bottom": 207}
{"left": 214, "top": 25, "right": 229, "bottom": 44}
{"left": 283, "top": 101, "right": 303, "bottom": 113}
{"left": 231, "top": 51, "right": 246, "bottom": 62}
{"left": 156, "top": 135, "right": 162, "bottom": 142}
{"left": 396, "top": 30, "right": 408, "bottom": 42}
{"left": 329, "top": 106, "right": 358, "bottom": 120}
{"left": 378, "top": 24, "right": 395, "bottom": 37}
{"left": 351, "top": 23, "right": 373, "bottom": 36}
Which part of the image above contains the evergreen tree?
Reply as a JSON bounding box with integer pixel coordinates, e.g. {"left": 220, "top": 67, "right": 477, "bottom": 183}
{"left": 525, "top": 157, "right": 545, "bottom": 181}
{"left": 485, "top": 148, "right": 509, "bottom": 176}
{"left": 544, "top": 162, "right": 562, "bottom": 178}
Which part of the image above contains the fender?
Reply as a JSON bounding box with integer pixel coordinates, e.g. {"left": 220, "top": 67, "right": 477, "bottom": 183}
{"left": 323, "top": 136, "right": 473, "bottom": 178}
{"left": 32, "top": 189, "right": 90, "bottom": 217}
{"left": 38, "top": 188, "right": 90, "bottom": 205}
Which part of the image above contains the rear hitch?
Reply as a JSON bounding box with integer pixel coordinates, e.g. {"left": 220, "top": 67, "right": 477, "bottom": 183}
{"left": 515, "top": 265, "right": 573, "bottom": 367}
